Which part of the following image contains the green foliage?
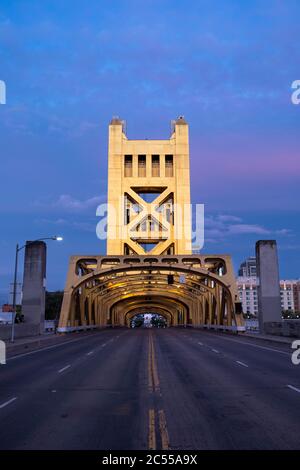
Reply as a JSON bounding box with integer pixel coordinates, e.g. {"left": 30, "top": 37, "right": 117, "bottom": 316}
{"left": 151, "top": 316, "right": 167, "bottom": 328}
{"left": 282, "top": 310, "right": 300, "bottom": 319}
{"left": 45, "top": 291, "right": 63, "bottom": 320}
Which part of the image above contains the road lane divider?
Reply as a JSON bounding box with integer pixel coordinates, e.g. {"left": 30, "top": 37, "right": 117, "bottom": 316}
{"left": 148, "top": 335, "right": 153, "bottom": 392}
{"left": 147, "top": 333, "right": 171, "bottom": 449}
{"left": 148, "top": 409, "right": 156, "bottom": 450}
{"left": 148, "top": 333, "right": 160, "bottom": 393}
{"left": 58, "top": 364, "right": 71, "bottom": 374}
{"left": 8, "top": 329, "right": 129, "bottom": 362}
{"left": 0, "top": 397, "right": 18, "bottom": 409}
{"left": 287, "top": 384, "right": 300, "bottom": 394}
{"left": 236, "top": 360, "right": 248, "bottom": 368}
{"left": 196, "top": 332, "right": 290, "bottom": 356}
{"left": 158, "top": 409, "right": 170, "bottom": 450}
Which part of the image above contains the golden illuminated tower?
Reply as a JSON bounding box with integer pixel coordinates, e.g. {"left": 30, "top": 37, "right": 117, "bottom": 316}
{"left": 106, "top": 117, "right": 192, "bottom": 255}
{"left": 58, "top": 116, "right": 244, "bottom": 332}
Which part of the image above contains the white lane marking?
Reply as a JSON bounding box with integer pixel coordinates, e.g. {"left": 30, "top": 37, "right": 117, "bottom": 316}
{"left": 236, "top": 360, "right": 248, "bottom": 368}
{"left": 0, "top": 397, "right": 18, "bottom": 409}
{"left": 58, "top": 365, "right": 71, "bottom": 374}
{"left": 101, "top": 343, "right": 107, "bottom": 347}
{"left": 197, "top": 332, "right": 290, "bottom": 356}
{"left": 212, "top": 349, "right": 219, "bottom": 354}
{"left": 8, "top": 331, "right": 113, "bottom": 361}
{"left": 51, "top": 390, "right": 57, "bottom": 393}
{"left": 198, "top": 342, "right": 203, "bottom": 346}
{"left": 86, "top": 351, "right": 94, "bottom": 356}
{"left": 287, "top": 385, "right": 300, "bottom": 394}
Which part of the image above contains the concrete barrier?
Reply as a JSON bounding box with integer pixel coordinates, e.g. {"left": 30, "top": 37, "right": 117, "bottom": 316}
{"left": 264, "top": 320, "right": 300, "bottom": 338}
{"left": 0, "top": 324, "right": 40, "bottom": 341}
{"left": 199, "top": 324, "right": 246, "bottom": 332}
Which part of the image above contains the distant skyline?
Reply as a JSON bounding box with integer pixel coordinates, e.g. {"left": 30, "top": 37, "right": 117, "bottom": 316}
{"left": 0, "top": 0, "right": 299, "bottom": 299}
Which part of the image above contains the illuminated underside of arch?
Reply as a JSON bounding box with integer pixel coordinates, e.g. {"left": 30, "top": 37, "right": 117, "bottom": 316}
{"left": 58, "top": 255, "right": 244, "bottom": 332}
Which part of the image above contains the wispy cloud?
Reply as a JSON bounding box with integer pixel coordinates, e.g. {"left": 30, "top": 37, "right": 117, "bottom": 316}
{"left": 53, "top": 194, "right": 104, "bottom": 212}
{"left": 227, "top": 224, "right": 270, "bottom": 235}
{"left": 204, "top": 214, "right": 291, "bottom": 241}
{"left": 34, "top": 194, "right": 106, "bottom": 213}
{"left": 35, "top": 217, "right": 95, "bottom": 233}
{"left": 217, "top": 215, "right": 242, "bottom": 223}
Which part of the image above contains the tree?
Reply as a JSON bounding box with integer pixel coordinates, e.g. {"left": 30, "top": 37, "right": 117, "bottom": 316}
{"left": 45, "top": 291, "right": 64, "bottom": 320}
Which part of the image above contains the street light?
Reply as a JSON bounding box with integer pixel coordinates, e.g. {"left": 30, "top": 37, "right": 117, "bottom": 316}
{"left": 11, "top": 236, "right": 63, "bottom": 342}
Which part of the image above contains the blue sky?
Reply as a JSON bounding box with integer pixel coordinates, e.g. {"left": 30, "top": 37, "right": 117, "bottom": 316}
{"left": 0, "top": 0, "right": 299, "bottom": 300}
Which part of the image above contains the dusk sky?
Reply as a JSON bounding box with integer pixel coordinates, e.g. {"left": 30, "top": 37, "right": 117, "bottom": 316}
{"left": 0, "top": 0, "right": 299, "bottom": 300}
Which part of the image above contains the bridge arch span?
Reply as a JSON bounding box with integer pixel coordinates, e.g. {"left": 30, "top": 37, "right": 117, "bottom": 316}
{"left": 58, "top": 256, "right": 244, "bottom": 332}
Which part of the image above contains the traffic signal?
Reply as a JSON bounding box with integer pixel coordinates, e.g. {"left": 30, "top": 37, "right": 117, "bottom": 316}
{"left": 167, "top": 274, "right": 174, "bottom": 285}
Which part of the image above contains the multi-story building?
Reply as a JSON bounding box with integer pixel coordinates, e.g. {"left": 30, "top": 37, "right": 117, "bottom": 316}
{"left": 237, "top": 276, "right": 300, "bottom": 316}
{"left": 237, "top": 277, "right": 258, "bottom": 316}
{"left": 238, "top": 257, "right": 257, "bottom": 277}
{"left": 280, "top": 280, "right": 297, "bottom": 312}
{"left": 292, "top": 280, "right": 300, "bottom": 312}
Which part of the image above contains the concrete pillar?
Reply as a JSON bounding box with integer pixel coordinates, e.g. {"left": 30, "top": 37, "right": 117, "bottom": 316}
{"left": 256, "top": 240, "right": 282, "bottom": 333}
{"left": 22, "top": 241, "right": 47, "bottom": 335}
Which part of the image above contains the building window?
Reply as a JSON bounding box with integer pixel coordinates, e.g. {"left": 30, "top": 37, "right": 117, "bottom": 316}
{"left": 138, "top": 155, "right": 146, "bottom": 177}
{"left": 124, "top": 155, "right": 132, "bottom": 177}
{"left": 165, "top": 155, "right": 173, "bottom": 177}
{"left": 152, "top": 155, "right": 160, "bottom": 177}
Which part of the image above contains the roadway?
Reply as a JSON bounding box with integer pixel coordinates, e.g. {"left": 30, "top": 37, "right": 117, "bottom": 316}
{"left": 0, "top": 327, "right": 299, "bottom": 450}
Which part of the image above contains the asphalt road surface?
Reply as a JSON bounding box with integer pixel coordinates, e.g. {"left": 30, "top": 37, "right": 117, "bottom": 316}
{"left": 0, "top": 328, "right": 300, "bottom": 450}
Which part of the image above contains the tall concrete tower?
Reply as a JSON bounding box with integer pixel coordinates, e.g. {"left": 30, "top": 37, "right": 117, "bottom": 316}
{"left": 107, "top": 117, "right": 192, "bottom": 255}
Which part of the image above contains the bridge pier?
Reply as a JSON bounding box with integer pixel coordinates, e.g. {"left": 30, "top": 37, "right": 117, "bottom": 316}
{"left": 256, "top": 240, "right": 282, "bottom": 334}
{"left": 21, "top": 241, "right": 47, "bottom": 336}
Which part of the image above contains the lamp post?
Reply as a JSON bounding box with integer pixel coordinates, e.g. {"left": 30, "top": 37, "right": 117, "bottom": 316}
{"left": 11, "top": 236, "right": 63, "bottom": 342}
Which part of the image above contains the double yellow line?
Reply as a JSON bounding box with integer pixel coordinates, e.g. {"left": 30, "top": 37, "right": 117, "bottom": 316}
{"left": 148, "top": 332, "right": 160, "bottom": 393}
{"left": 148, "top": 409, "right": 170, "bottom": 450}
{"left": 148, "top": 332, "right": 170, "bottom": 450}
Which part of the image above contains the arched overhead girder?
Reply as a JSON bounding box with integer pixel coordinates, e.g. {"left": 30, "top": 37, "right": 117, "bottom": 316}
{"left": 125, "top": 306, "right": 172, "bottom": 327}
{"left": 71, "top": 264, "right": 231, "bottom": 294}
{"left": 69, "top": 265, "right": 234, "bottom": 316}
{"left": 80, "top": 289, "right": 191, "bottom": 329}
{"left": 106, "top": 294, "right": 190, "bottom": 327}
{"left": 91, "top": 287, "right": 194, "bottom": 312}
{"left": 96, "top": 270, "right": 218, "bottom": 294}
{"left": 59, "top": 262, "right": 243, "bottom": 331}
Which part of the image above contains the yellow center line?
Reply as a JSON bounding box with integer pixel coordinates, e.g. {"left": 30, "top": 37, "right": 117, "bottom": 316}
{"left": 148, "top": 408, "right": 156, "bottom": 450}
{"left": 158, "top": 409, "right": 170, "bottom": 450}
{"left": 151, "top": 334, "right": 160, "bottom": 392}
{"left": 148, "top": 334, "right": 154, "bottom": 392}
{"left": 147, "top": 332, "right": 171, "bottom": 450}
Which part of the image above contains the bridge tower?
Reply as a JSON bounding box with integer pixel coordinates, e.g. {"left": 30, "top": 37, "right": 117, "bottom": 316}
{"left": 107, "top": 117, "right": 191, "bottom": 256}
{"left": 58, "top": 117, "right": 244, "bottom": 332}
